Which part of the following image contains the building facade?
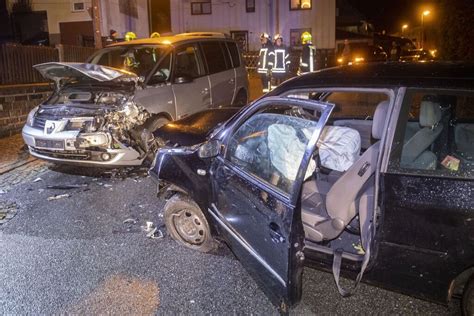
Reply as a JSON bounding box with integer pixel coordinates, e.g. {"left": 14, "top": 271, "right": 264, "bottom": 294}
{"left": 6, "top": 0, "right": 150, "bottom": 46}
{"left": 170, "top": 0, "right": 336, "bottom": 52}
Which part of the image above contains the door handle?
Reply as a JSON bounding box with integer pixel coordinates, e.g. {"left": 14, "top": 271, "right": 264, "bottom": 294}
{"left": 269, "top": 222, "right": 285, "bottom": 243}
{"left": 201, "top": 88, "right": 209, "bottom": 95}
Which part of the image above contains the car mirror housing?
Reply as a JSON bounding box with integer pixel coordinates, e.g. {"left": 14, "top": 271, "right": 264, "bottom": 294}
{"left": 198, "top": 140, "right": 220, "bottom": 158}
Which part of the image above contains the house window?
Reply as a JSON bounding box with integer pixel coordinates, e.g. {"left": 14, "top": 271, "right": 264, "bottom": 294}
{"left": 290, "top": 28, "right": 311, "bottom": 47}
{"left": 191, "top": 2, "right": 212, "bottom": 15}
{"left": 246, "top": 0, "right": 255, "bottom": 12}
{"left": 290, "top": 0, "right": 312, "bottom": 10}
{"left": 71, "top": 2, "right": 85, "bottom": 12}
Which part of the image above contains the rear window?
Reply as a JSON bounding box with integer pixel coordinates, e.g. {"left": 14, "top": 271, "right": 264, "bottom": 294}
{"left": 226, "top": 42, "right": 241, "bottom": 68}
{"left": 324, "top": 91, "right": 388, "bottom": 118}
{"left": 200, "top": 41, "right": 229, "bottom": 74}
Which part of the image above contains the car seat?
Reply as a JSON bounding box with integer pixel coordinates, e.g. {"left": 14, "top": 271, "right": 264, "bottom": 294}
{"left": 300, "top": 100, "right": 389, "bottom": 242}
{"left": 401, "top": 100, "right": 443, "bottom": 170}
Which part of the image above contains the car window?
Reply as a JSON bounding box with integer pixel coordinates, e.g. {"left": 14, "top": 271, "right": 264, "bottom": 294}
{"left": 324, "top": 91, "right": 388, "bottom": 118}
{"left": 149, "top": 53, "right": 171, "bottom": 84}
{"left": 200, "top": 41, "right": 229, "bottom": 74}
{"left": 388, "top": 89, "right": 474, "bottom": 179}
{"left": 226, "top": 111, "right": 319, "bottom": 194}
{"left": 89, "top": 45, "right": 166, "bottom": 77}
{"left": 174, "top": 44, "right": 204, "bottom": 79}
{"left": 226, "top": 42, "right": 241, "bottom": 68}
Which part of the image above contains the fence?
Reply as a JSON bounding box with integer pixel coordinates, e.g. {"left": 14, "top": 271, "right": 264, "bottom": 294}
{"left": 0, "top": 43, "right": 97, "bottom": 85}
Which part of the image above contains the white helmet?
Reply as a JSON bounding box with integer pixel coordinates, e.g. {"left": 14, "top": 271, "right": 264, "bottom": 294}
{"left": 274, "top": 34, "right": 283, "bottom": 41}
{"left": 260, "top": 32, "right": 270, "bottom": 40}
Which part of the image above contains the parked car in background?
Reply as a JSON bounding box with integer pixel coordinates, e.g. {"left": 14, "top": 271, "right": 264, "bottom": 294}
{"left": 399, "top": 48, "right": 436, "bottom": 62}
{"left": 22, "top": 33, "right": 248, "bottom": 166}
{"left": 337, "top": 44, "right": 387, "bottom": 65}
{"left": 150, "top": 62, "right": 474, "bottom": 314}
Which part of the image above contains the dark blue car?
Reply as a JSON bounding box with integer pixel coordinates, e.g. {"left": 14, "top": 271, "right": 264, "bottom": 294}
{"left": 150, "top": 62, "right": 474, "bottom": 314}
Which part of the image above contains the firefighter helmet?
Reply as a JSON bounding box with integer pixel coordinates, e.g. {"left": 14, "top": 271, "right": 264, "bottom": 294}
{"left": 260, "top": 32, "right": 270, "bottom": 40}
{"left": 125, "top": 32, "right": 137, "bottom": 41}
{"left": 301, "top": 32, "right": 312, "bottom": 44}
{"left": 150, "top": 32, "right": 160, "bottom": 38}
{"left": 274, "top": 33, "right": 283, "bottom": 41}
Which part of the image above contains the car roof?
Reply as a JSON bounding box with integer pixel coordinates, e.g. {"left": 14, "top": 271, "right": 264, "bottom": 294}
{"left": 273, "top": 62, "right": 474, "bottom": 92}
{"left": 106, "top": 34, "right": 232, "bottom": 48}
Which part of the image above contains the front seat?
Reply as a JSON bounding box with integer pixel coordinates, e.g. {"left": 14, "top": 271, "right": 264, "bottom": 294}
{"left": 401, "top": 100, "right": 443, "bottom": 170}
{"left": 301, "top": 100, "right": 389, "bottom": 242}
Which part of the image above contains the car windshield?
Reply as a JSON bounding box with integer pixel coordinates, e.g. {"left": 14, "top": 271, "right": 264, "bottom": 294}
{"left": 88, "top": 44, "right": 168, "bottom": 77}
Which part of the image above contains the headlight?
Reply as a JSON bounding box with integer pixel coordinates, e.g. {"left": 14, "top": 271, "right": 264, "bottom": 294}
{"left": 354, "top": 57, "right": 365, "bottom": 63}
{"left": 26, "top": 106, "right": 38, "bottom": 127}
{"left": 337, "top": 58, "right": 343, "bottom": 63}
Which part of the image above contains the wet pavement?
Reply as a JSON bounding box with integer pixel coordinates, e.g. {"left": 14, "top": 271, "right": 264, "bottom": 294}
{"left": 0, "top": 155, "right": 460, "bottom": 314}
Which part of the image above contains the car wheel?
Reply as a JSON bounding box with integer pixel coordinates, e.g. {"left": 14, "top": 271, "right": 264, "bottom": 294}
{"left": 163, "top": 193, "right": 216, "bottom": 253}
{"left": 232, "top": 89, "right": 247, "bottom": 107}
{"left": 144, "top": 116, "right": 169, "bottom": 132}
{"left": 462, "top": 276, "right": 474, "bottom": 316}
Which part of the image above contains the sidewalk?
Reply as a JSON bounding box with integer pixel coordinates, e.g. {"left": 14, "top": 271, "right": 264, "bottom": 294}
{"left": 0, "top": 134, "right": 34, "bottom": 175}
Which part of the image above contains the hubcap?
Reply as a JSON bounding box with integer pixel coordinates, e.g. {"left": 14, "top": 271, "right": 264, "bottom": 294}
{"left": 173, "top": 209, "right": 206, "bottom": 245}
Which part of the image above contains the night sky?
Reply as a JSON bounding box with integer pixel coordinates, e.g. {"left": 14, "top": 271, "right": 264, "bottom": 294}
{"left": 347, "top": 0, "right": 438, "bottom": 33}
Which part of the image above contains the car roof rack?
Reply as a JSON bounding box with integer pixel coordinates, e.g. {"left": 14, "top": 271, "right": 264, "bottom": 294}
{"left": 175, "top": 32, "right": 229, "bottom": 39}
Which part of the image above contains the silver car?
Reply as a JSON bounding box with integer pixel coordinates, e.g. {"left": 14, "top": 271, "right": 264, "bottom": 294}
{"left": 22, "top": 33, "right": 248, "bottom": 166}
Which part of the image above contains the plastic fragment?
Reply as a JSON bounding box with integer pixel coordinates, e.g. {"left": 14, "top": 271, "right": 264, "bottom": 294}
{"left": 47, "top": 193, "right": 70, "bottom": 201}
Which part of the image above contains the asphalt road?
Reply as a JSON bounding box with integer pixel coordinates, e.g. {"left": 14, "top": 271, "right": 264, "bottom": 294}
{"left": 0, "top": 165, "right": 460, "bottom": 314}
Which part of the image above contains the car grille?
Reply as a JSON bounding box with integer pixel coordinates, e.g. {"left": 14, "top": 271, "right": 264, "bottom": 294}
{"left": 32, "top": 116, "right": 47, "bottom": 130}
{"left": 32, "top": 114, "right": 92, "bottom": 131}
{"left": 31, "top": 148, "right": 91, "bottom": 160}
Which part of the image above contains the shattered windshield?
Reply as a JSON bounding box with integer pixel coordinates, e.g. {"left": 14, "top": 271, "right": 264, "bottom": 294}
{"left": 89, "top": 45, "right": 168, "bottom": 77}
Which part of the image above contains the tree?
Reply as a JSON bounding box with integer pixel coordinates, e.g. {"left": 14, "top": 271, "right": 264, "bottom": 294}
{"left": 439, "top": 0, "right": 474, "bottom": 61}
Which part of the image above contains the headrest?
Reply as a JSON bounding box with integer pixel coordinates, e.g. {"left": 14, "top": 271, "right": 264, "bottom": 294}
{"left": 420, "top": 101, "right": 442, "bottom": 127}
{"left": 372, "top": 100, "right": 389, "bottom": 139}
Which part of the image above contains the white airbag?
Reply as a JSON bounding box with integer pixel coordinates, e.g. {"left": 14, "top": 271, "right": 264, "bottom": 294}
{"left": 317, "top": 126, "right": 361, "bottom": 172}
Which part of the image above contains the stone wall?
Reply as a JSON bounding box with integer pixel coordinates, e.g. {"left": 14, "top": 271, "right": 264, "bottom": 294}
{"left": 0, "top": 84, "right": 52, "bottom": 138}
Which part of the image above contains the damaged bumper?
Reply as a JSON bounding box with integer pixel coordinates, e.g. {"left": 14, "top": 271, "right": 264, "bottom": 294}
{"left": 22, "top": 124, "right": 143, "bottom": 166}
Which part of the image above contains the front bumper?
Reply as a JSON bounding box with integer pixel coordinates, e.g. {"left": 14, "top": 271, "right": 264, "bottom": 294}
{"left": 22, "top": 124, "right": 143, "bottom": 167}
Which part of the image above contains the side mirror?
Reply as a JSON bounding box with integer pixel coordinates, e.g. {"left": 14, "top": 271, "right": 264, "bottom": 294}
{"left": 175, "top": 75, "right": 193, "bottom": 84}
{"left": 198, "top": 140, "right": 220, "bottom": 158}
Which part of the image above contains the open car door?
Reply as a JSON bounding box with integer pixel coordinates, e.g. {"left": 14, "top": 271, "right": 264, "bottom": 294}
{"left": 208, "top": 97, "right": 334, "bottom": 310}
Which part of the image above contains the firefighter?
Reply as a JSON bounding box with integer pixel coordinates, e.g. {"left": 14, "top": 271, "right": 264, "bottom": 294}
{"left": 257, "top": 32, "right": 274, "bottom": 93}
{"left": 125, "top": 31, "right": 137, "bottom": 42}
{"left": 271, "top": 33, "right": 290, "bottom": 88}
{"left": 299, "top": 31, "right": 316, "bottom": 74}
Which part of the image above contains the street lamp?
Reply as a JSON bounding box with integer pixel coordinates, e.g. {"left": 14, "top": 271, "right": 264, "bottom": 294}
{"left": 402, "top": 24, "right": 408, "bottom": 36}
{"left": 421, "top": 10, "right": 430, "bottom": 49}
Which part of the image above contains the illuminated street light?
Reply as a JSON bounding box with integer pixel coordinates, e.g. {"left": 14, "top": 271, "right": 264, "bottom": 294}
{"left": 421, "top": 10, "right": 431, "bottom": 49}
{"left": 402, "top": 24, "right": 408, "bottom": 36}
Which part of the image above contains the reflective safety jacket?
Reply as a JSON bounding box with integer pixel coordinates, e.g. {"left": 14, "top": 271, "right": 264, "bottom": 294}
{"left": 271, "top": 45, "right": 290, "bottom": 74}
{"left": 300, "top": 43, "right": 316, "bottom": 73}
{"left": 257, "top": 43, "right": 274, "bottom": 74}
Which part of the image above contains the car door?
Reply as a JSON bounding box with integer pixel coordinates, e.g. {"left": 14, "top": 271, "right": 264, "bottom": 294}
{"left": 171, "top": 43, "right": 211, "bottom": 119}
{"left": 208, "top": 97, "right": 334, "bottom": 309}
{"left": 373, "top": 88, "right": 474, "bottom": 303}
{"left": 200, "top": 41, "right": 235, "bottom": 107}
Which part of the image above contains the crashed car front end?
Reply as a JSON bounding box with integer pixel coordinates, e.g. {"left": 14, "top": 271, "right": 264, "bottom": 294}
{"left": 22, "top": 62, "right": 154, "bottom": 166}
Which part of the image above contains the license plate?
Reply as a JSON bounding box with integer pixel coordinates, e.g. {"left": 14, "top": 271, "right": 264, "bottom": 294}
{"left": 35, "top": 139, "right": 64, "bottom": 150}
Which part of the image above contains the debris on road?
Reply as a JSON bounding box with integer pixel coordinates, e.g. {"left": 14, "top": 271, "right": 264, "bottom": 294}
{"left": 141, "top": 221, "right": 165, "bottom": 240}
{"left": 0, "top": 201, "right": 18, "bottom": 224}
{"left": 0, "top": 189, "right": 6, "bottom": 194}
{"left": 47, "top": 193, "right": 70, "bottom": 201}
{"left": 46, "top": 184, "right": 88, "bottom": 190}
{"left": 123, "top": 218, "right": 138, "bottom": 225}
{"left": 33, "top": 177, "right": 43, "bottom": 183}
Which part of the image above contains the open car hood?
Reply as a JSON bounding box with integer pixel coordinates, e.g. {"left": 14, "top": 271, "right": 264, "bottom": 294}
{"left": 34, "top": 62, "right": 138, "bottom": 86}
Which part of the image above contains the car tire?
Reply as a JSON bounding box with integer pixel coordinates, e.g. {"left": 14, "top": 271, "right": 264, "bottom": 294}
{"left": 232, "top": 89, "right": 247, "bottom": 107}
{"left": 144, "top": 116, "right": 169, "bottom": 132}
{"left": 462, "top": 275, "right": 474, "bottom": 316}
{"left": 163, "top": 193, "right": 217, "bottom": 253}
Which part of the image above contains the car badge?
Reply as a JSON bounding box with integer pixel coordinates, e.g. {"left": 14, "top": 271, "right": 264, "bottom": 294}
{"left": 44, "top": 120, "right": 64, "bottom": 135}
